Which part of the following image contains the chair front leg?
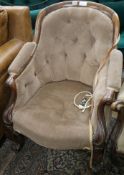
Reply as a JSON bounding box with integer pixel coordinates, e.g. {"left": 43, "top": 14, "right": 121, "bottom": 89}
{"left": 3, "top": 73, "right": 17, "bottom": 127}
{"left": 92, "top": 99, "right": 107, "bottom": 173}
{"left": 105, "top": 102, "right": 124, "bottom": 163}
{"left": 92, "top": 89, "right": 116, "bottom": 173}
{"left": 3, "top": 73, "right": 25, "bottom": 151}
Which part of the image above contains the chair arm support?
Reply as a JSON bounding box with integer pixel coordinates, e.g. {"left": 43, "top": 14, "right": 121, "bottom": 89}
{"left": 8, "top": 42, "right": 36, "bottom": 76}
{"left": 93, "top": 88, "right": 116, "bottom": 146}
{"left": 111, "top": 100, "right": 124, "bottom": 111}
{"left": 3, "top": 42, "right": 37, "bottom": 126}
{"left": 107, "top": 83, "right": 124, "bottom": 150}
{"left": 106, "top": 83, "right": 124, "bottom": 153}
{"left": 0, "top": 39, "right": 24, "bottom": 76}
{"left": 3, "top": 73, "right": 17, "bottom": 126}
{"left": 111, "top": 82, "right": 124, "bottom": 111}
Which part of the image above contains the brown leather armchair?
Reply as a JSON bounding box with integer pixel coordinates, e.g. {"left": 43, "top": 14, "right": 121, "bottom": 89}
{"left": 0, "top": 6, "right": 32, "bottom": 140}
{"left": 3, "top": 1, "right": 123, "bottom": 170}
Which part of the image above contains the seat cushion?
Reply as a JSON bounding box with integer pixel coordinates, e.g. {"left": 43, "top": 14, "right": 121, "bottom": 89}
{"left": 13, "top": 80, "right": 92, "bottom": 149}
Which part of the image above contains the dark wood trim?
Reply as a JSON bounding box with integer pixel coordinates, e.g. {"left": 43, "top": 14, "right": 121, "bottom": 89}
{"left": 105, "top": 101, "right": 124, "bottom": 158}
{"left": 92, "top": 88, "right": 116, "bottom": 172}
{"left": 94, "top": 88, "right": 116, "bottom": 146}
{"left": 2, "top": 73, "right": 25, "bottom": 150}
{"left": 2, "top": 0, "right": 121, "bottom": 165}
{"left": 111, "top": 99, "right": 124, "bottom": 149}
{"left": 111, "top": 100, "right": 124, "bottom": 111}
{"left": 93, "top": 100, "right": 107, "bottom": 147}
{"left": 3, "top": 73, "right": 17, "bottom": 127}
{"left": 34, "top": 1, "right": 120, "bottom": 46}
{"left": 110, "top": 109, "right": 124, "bottom": 152}
{"left": 100, "top": 109, "right": 124, "bottom": 171}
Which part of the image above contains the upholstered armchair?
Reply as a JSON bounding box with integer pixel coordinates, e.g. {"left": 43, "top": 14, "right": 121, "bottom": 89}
{"left": 0, "top": 6, "right": 32, "bottom": 140}
{"left": 3, "top": 1, "right": 123, "bottom": 169}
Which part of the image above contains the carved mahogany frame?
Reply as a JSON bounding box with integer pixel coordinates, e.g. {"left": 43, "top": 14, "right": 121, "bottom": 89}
{"left": 92, "top": 88, "right": 117, "bottom": 172}
{"left": 2, "top": 0, "right": 120, "bottom": 169}
{"left": 3, "top": 73, "right": 17, "bottom": 126}
{"left": 106, "top": 100, "right": 124, "bottom": 158}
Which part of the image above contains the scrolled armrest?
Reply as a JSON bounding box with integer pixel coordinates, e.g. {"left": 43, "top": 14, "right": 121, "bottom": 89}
{"left": 107, "top": 49, "right": 123, "bottom": 92}
{"left": 103, "top": 88, "right": 116, "bottom": 104}
{"left": 8, "top": 42, "right": 37, "bottom": 76}
{"left": 111, "top": 100, "right": 124, "bottom": 111}
{"left": 3, "top": 42, "right": 37, "bottom": 126}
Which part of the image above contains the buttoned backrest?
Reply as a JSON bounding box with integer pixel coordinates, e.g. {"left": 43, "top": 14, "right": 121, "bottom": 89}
{"left": 34, "top": 6, "right": 113, "bottom": 86}
{"left": 15, "top": 2, "right": 119, "bottom": 107}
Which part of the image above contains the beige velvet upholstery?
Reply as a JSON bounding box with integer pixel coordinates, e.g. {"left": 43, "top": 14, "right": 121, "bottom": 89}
{"left": 107, "top": 49, "right": 123, "bottom": 91}
{"left": 13, "top": 81, "right": 91, "bottom": 149}
{"left": 8, "top": 42, "right": 36, "bottom": 75}
{"left": 34, "top": 7, "right": 113, "bottom": 86}
{"left": 8, "top": 4, "right": 123, "bottom": 149}
{"left": 92, "top": 49, "right": 123, "bottom": 128}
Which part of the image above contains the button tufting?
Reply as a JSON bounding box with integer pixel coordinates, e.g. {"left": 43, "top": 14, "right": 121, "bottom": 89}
{"left": 84, "top": 53, "right": 86, "bottom": 59}
{"left": 64, "top": 52, "right": 68, "bottom": 61}
{"left": 34, "top": 72, "right": 37, "bottom": 76}
{"left": 72, "top": 37, "right": 78, "bottom": 43}
{"left": 67, "top": 19, "right": 71, "bottom": 23}
{"left": 91, "top": 35, "right": 96, "bottom": 45}
{"left": 81, "top": 53, "right": 86, "bottom": 63}
{"left": 55, "top": 36, "right": 58, "bottom": 40}
{"left": 64, "top": 52, "right": 68, "bottom": 57}
{"left": 25, "top": 81, "right": 32, "bottom": 87}
{"left": 46, "top": 59, "right": 49, "bottom": 64}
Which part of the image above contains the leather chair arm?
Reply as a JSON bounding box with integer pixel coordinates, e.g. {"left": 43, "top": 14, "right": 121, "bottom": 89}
{"left": 3, "top": 6, "right": 33, "bottom": 42}
{"left": 0, "top": 39, "right": 24, "bottom": 76}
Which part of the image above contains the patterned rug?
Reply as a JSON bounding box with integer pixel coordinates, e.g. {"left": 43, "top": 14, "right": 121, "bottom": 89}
{"left": 0, "top": 138, "right": 124, "bottom": 175}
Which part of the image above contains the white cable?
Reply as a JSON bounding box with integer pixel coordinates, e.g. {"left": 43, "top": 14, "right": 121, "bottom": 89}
{"left": 74, "top": 91, "right": 93, "bottom": 112}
